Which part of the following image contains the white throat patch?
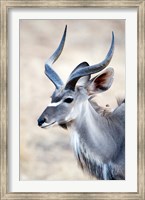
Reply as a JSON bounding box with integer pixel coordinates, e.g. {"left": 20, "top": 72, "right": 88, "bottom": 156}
{"left": 70, "top": 129, "right": 80, "bottom": 159}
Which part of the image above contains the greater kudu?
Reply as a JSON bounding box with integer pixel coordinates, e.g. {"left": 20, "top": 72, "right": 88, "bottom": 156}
{"left": 38, "top": 26, "right": 125, "bottom": 180}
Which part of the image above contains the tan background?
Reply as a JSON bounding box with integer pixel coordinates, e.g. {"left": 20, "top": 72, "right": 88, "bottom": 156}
{"left": 20, "top": 20, "right": 125, "bottom": 180}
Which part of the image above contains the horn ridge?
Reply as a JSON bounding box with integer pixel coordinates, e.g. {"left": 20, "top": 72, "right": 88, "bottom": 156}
{"left": 47, "top": 25, "right": 67, "bottom": 65}
{"left": 45, "top": 64, "right": 63, "bottom": 89}
{"left": 45, "top": 25, "right": 67, "bottom": 89}
{"left": 65, "top": 32, "right": 114, "bottom": 90}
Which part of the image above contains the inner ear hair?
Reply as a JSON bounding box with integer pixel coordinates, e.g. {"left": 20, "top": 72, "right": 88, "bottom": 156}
{"left": 87, "top": 67, "right": 114, "bottom": 94}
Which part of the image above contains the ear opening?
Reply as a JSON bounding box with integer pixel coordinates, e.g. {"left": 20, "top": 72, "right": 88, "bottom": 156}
{"left": 87, "top": 67, "right": 114, "bottom": 95}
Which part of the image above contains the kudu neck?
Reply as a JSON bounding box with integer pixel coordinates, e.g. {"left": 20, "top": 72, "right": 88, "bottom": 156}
{"left": 67, "top": 99, "right": 118, "bottom": 163}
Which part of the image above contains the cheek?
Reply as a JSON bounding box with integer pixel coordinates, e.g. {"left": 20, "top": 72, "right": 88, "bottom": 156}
{"left": 55, "top": 105, "right": 71, "bottom": 120}
{"left": 57, "top": 104, "right": 74, "bottom": 121}
{"left": 64, "top": 106, "right": 78, "bottom": 122}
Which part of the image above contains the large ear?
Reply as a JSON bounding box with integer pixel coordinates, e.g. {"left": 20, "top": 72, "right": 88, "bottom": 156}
{"left": 87, "top": 68, "right": 114, "bottom": 95}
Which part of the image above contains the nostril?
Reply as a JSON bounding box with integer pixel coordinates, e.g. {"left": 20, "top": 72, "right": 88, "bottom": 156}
{"left": 38, "top": 118, "right": 46, "bottom": 126}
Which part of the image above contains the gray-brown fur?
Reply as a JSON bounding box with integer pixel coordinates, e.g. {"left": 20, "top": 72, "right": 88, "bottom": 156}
{"left": 37, "top": 26, "right": 125, "bottom": 180}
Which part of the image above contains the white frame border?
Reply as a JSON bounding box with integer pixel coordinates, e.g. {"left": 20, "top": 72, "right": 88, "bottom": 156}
{"left": 8, "top": 8, "right": 137, "bottom": 192}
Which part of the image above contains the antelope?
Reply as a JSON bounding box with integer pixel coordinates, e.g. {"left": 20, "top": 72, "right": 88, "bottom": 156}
{"left": 38, "top": 26, "right": 125, "bottom": 180}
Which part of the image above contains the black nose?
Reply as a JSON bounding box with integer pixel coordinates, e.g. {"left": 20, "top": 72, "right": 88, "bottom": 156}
{"left": 38, "top": 118, "right": 46, "bottom": 126}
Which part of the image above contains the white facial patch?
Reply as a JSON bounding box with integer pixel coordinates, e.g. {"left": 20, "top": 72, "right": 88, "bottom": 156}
{"left": 41, "top": 122, "right": 50, "bottom": 128}
{"left": 41, "top": 121, "right": 58, "bottom": 128}
{"left": 48, "top": 100, "right": 63, "bottom": 107}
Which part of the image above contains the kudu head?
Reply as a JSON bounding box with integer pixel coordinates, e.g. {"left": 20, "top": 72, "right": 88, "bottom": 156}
{"left": 38, "top": 25, "right": 114, "bottom": 128}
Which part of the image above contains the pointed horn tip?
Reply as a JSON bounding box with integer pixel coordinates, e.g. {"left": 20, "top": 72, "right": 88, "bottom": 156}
{"left": 112, "top": 31, "right": 114, "bottom": 37}
{"left": 62, "top": 25, "right": 67, "bottom": 39}
{"left": 64, "top": 25, "right": 67, "bottom": 33}
{"left": 111, "top": 31, "right": 115, "bottom": 50}
{"left": 112, "top": 31, "right": 114, "bottom": 43}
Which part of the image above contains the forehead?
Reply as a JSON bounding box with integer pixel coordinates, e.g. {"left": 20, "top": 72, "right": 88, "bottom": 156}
{"left": 51, "top": 88, "right": 74, "bottom": 103}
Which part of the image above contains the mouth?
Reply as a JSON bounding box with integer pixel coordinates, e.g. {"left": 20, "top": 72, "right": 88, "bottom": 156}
{"left": 41, "top": 121, "right": 56, "bottom": 128}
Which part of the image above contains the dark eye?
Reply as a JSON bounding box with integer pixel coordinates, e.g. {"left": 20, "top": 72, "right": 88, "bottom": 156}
{"left": 64, "top": 97, "right": 74, "bottom": 103}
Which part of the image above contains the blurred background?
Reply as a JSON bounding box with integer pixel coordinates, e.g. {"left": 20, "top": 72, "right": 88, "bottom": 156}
{"left": 20, "top": 20, "right": 125, "bottom": 180}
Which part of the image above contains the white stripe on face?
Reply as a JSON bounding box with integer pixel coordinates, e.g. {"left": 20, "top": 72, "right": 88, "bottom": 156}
{"left": 41, "top": 122, "right": 49, "bottom": 128}
{"left": 48, "top": 100, "right": 63, "bottom": 107}
{"left": 41, "top": 121, "right": 58, "bottom": 128}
